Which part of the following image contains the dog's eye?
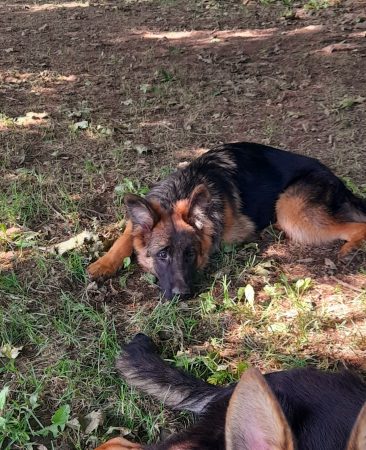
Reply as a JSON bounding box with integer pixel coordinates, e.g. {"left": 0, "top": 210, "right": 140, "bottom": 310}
{"left": 157, "top": 248, "right": 168, "bottom": 259}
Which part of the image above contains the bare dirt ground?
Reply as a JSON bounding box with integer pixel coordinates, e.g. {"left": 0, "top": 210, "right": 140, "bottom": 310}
{"left": 0, "top": 0, "right": 366, "bottom": 448}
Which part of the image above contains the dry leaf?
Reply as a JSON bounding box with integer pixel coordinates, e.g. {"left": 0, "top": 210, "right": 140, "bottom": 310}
{"left": 0, "top": 344, "right": 23, "bottom": 359}
{"left": 49, "top": 231, "right": 100, "bottom": 255}
{"left": 84, "top": 409, "right": 103, "bottom": 434}
{"left": 324, "top": 258, "right": 337, "bottom": 270}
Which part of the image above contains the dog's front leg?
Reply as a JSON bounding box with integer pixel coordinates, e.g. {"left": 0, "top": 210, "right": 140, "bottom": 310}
{"left": 94, "top": 436, "right": 141, "bottom": 450}
{"left": 87, "top": 220, "right": 133, "bottom": 279}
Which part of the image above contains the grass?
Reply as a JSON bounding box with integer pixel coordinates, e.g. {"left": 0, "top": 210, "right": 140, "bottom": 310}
{"left": 0, "top": 286, "right": 169, "bottom": 448}
{"left": 1, "top": 242, "right": 365, "bottom": 449}
{"left": 2, "top": 201, "right": 364, "bottom": 448}
{"left": 1, "top": 0, "right": 366, "bottom": 447}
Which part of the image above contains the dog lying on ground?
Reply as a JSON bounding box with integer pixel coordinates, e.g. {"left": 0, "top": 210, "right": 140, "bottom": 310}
{"left": 95, "top": 333, "right": 366, "bottom": 450}
{"left": 87, "top": 142, "right": 366, "bottom": 299}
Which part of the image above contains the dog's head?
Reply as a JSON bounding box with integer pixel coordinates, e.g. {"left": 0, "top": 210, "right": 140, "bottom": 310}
{"left": 125, "top": 185, "right": 214, "bottom": 299}
{"left": 226, "top": 369, "right": 366, "bottom": 450}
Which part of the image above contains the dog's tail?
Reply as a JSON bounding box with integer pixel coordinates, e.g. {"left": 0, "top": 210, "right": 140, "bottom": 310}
{"left": 116, "top": 334, "right": 224, "bottom": 414}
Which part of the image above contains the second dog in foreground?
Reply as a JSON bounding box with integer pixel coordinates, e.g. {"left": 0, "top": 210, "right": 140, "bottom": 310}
{"left": 95, "top": 333, "right": 366, "bottom": 450}
{"left": 88, "top": 142, "right": 366, "bottom": 299}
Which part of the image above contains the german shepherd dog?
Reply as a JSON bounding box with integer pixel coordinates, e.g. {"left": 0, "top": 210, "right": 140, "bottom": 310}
{"left": 87, "top": 142, "right": 366, "bottom": 299}
{"left": 95, "top": 334, "right": 366, "bottom": 450}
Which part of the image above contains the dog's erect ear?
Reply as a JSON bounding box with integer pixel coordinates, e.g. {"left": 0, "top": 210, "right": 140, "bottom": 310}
{"left": 347, "top": 403, "right": 366, "bottom": 450}
{"left": 187, "top": 184, "right": 211, "bottom": 230}
{"left": 125, "top": 194, "right": 159, "bottom": 231}
{"left": 225, "top": 368, "right": 294, "bottom": 450}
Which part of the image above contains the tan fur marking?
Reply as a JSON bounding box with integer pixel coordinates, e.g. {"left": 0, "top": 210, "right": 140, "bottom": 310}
{"left": 226, "top": 368, "right": 294, "bottom": 450}
{"left": 87, "top": 221, "right": 134, "bottom": 278}
{"left": 171, "top": 198, "right": 214, "bottom": 269}
{"left": 347, "top": 403, "right": 366, "bottom": 450}
{"left": 197, "top": 232, "right": 212, "bottom": 269}
{"left": 94, "top": 436, "right": 141, "bottom": 450}
{"left": 223, "top": 201, "right": 255, "bottom": 244}
{"left": 172, "top": 199, "right": 195, "bottom": 232}
{"left": 276, "top": 192, "right": 366, "bottom": 255}
{"left": 173, "top": 199, "right": 190, "bottom": 218}
{"left": 132, "top": 232, "right": 155, "bottom": 273}
{"left": 132, "top": 209, "right": 173, "bottom": 273}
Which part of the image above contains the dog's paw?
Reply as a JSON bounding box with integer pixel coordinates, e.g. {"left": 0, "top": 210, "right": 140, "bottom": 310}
{"left": 94, "top": 436, "right": 141, "bottom": 450}
{"left": 338, "top": 242, "right": 357, "bottom": 260}
{"left": 87, "top": 257, "right": 117, "bottom": 279}
{"left": 124, "top": 333, "right": 157, "bottom": 353}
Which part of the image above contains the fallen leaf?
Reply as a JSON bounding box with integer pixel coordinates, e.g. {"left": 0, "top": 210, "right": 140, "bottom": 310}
{"left": 84, "top": 409, "right": 103, "bottom": 434}
{"left": 106, "top": 426, "right": 132, "bottom": 436}
{"left": 134, "top": 144, "right": 148, "bottom": 155}
{"left": 67, "top": 417, "right": 81, "bottom": 430}
{"left": 0, "top": 344, "right": 23, "bottom": 359}
{"left": 140, "top": 83, "right": 151, "bottom": 93}
{"left": 324, "top": 258, "right": 337, "bottom": 270}
{"left": 86, "top": 281, "right": 98, "bottom": 291}
{"left": 16, "top": 112, "right": 49, "bottom": 126}
{"left": 72, "top": 120, "right": 89, "bottom": 131}
{"left": 49, "top": 231, "right": 100, "bottom": 255}
{"left": 244, "top": 284, "right": 255, "bottom": 307}
{"left": 268, "top": 323, "right": 288, "bottom": 333}
{"left": 96, "top": 124, "right": 113, "bottom": 136}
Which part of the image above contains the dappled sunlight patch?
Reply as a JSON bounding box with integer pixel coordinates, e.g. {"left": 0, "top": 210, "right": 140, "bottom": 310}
{"left": 0, "top": 111, "right": 51, "bottom": 129}
{"left": 283, "top": 24, "right": 324, "bottom": 36}
{"left": 1, "top": 71, "right": 77, "bottom": 83}
{"left": 30, "top": 86, "right": 58, "bottom": 96}
{"left": 349, "top": 31, "right": 366, "bottom": 39}
{"left": 140, "top": 119, "right": 173, "bottom": 128}
{"left": 25, "top": 1, "right": 90, "bottom": 12}
{"left": 0, "top": 251, "right": 16, "bottom": 271}
{"left": 176, "top": 146, "right": 208, "bottom": 160}
{"left": 141, "top": 27, "right": 278, "bottom": 45}
{"left": 16, "top": 111, "right": 50, "bottom": 127}
{"left": 314, "top": 42, "right": 360, "bottom": 55}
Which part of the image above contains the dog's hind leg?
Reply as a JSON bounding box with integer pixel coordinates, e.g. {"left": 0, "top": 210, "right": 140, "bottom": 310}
{"left": 276, "top": 184, "right": 366, "bottom": 257}
{"left": 116, "top": 334, "right": 227, "bottom": 414}
{"left": 336, "top": 223, "right": 366, "bottom": 257}
{"left": 87, "top": 220, "right": 133, "bottom": 278}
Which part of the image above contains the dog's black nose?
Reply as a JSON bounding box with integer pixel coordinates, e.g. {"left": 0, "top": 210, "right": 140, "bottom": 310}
{"left": 171, "top": 286, "right": 191, "bottom": 300}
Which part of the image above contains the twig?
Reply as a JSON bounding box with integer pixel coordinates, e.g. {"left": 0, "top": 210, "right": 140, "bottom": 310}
{"left": 330, "top": 276, "right": 365, "bottom": 294}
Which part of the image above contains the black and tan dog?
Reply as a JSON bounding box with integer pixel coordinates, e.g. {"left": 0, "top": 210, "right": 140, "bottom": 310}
{"left": 88, "top": 142, "right": 366, "bottom": 299}
{"left": 95, "top": 333, "right": 366, "bottom": 450}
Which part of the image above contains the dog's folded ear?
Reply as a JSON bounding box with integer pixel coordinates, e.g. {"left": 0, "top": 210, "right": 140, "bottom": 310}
{"left": 225, "top": 368, "right": 294, "bottom": 450}
{"left": 125, "top": 194, "right": 159, "bottom": 231}
{"left": 187, "top": 184, "right": 211, "bottom": 230}
{"left": 347, "top": 402, "right": 366, "bottom": 450}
